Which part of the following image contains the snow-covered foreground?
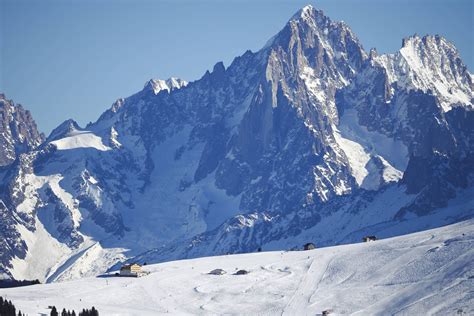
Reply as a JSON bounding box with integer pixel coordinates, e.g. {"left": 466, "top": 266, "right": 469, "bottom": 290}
{"left": 1, "top": 220, "right": 473, "bottom": 316}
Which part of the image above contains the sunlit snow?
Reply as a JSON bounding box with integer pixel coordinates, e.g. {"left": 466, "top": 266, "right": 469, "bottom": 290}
{"left": 1, "top": 219, "right": 472, "bottom": 315}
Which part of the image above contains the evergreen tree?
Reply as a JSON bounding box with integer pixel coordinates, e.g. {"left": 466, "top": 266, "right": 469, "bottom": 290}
{"left": 51, "top": 306, "right": 59, "bottom": 316}
{"left": 91, "top": 306, "right": 98, "bottom": 316}
{"left": 78, "top": 307, "right": 99, "bottom": 316}
{"left": 0, "top": 297, "right": 17, "bottom": 316}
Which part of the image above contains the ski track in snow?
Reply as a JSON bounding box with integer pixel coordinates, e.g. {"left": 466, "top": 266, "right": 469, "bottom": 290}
{"left": 1, "top": 219, "right": 472, "bottom": 315}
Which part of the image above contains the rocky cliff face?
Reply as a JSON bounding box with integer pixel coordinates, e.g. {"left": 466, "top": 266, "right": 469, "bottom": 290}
{"left": 0, "top": 5, "right": 472, "bottom": 282}
{"left": 0, "top": 95, "right": 44, "bottom": 278}
{"left": 0, "top": 94, "right": 44, "bottom": 167}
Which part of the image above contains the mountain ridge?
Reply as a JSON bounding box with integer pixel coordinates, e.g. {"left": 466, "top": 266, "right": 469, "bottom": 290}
{"left": 0, "top": 94, "right": 44, "bottom": 167}
{"left": 0, "top": 5, "right": 472, "bottom": 283}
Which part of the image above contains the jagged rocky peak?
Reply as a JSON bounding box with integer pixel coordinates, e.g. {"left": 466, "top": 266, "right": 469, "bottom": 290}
{"left": 278, "top": 4, "right": 364, "bottom": 51}
{"left": 399, "top": 34, "right": 470, "bottom": 78}
{"left": 401, "top": 34, "right": 455, "bottom": 53}
{"left": 292, "top": 4, "right": 331, "bottom": 28}
{"left": 110, "top": 98, "right": 124, "bottom": 113}
{"left": 266, "top": 3, "right": 367, "bottom": 82}
{"left": 262, "top": 4, "right": 367, "bottom": 126}
{"left": 144, "top": 77, "right": 188, "bottom": 94}
{"left": 46, "top": 118, "right": 81, "bottom": 142}
{"left": 369, "top": 33, "right": 473, "bottom": 112}
{"left": 0, "top": 94, "right": 44, "bottom": 166}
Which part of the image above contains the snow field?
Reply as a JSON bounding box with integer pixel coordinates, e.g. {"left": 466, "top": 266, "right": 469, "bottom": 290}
{"left": 1, "top": 219, "right": 472, "bottom": 315}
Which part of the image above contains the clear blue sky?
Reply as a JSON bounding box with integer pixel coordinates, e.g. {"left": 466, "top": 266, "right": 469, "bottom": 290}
{"left": 1, "top": 0, "right": 472, "bottom": 134}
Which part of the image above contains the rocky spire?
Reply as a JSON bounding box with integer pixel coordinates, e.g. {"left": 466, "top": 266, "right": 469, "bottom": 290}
{"left": 0, "top": 94, "right": 44, "bottom": 166}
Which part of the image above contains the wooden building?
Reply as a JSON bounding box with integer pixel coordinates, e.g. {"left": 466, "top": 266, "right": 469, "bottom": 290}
{"left": 304, "top": 243, "right": 316, "bottom": 250}
{"left": 120, "top": 264, "right": 142, "bottom": 277}
{"left": 362, "top": 236, "right": 377, "bottom": 242}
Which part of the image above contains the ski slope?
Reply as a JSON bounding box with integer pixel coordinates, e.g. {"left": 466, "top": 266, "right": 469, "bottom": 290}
{"left": 1, "top": 219, "right": 472, "bottom": 315}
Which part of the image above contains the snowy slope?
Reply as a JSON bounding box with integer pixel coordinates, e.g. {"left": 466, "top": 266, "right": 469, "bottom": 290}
{"left": 1, "top": 219, "right": 472, "bottom": 315}
{"left": 49, "top": 131, "right": 111, "bottom": 151}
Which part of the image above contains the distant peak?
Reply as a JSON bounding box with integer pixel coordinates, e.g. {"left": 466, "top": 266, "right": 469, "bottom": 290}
{"left": 301, "top": 4, "right": 315, "bottom": 14}
{"left": 144, "top": 77, "right": 188, "bottom": 95}
{"left": 213, "top": 61, "right": 225, "bottom": 74}
{"left": 47, "top": 119, "right": 81, "bottom": 142}
{"left": 399, "top": 34, "right": 460, "bottom": 64}
{"left": 262, "top": 4, "right": 361, "bottom": 54}
{"left": 291, "top": 4, "right": 325, "bottom": 23}
{"left": 401, "top": 34, "right": 421, "bottom": 48}
{"left": 401, "top": 34, "right": 451, "bottom": 49}
{"left": 111, "top": 98, "right": 125, "bottom": 113}
{"left": 285, "top": 4, "right": 359, "bottom": 41}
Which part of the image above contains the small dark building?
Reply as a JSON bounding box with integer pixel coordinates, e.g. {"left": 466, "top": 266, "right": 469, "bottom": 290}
{"left": 304, "top": 243, "right": 316, "bottom": 250}
{"left": 322, "top": 309, "right": 333, "bottom": 315}
{"left": 234, "top": 269, "right": 249, "bottom": 275}
{"left": 209, "top": 269, "right": 226, "bottom": 275}
{"left": 362, "top": 236, "right": 377, "bottom": 242}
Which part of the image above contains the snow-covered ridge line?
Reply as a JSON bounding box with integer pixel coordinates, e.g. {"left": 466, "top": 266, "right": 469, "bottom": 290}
{"left": 49, "top": 132, "right": 111, "bottom": 151}
{"left": 45, "top": 119, "right": 111, "bottom": 151}
{"left": 371, "top": 34, "right": 473, "bottom": 112}
{"left": 144, "top": 77, "right": 188, "bottom": 95}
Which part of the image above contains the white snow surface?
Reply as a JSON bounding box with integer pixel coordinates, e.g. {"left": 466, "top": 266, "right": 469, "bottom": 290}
{"left": 334, "top": 109, "right": 408, "bottom": 190}
{"left": 50, "top": 130, "right": 111, "bottom": 151}
{"left": 1, "top": 219, "right": 472, "bottom": 315}
{"left": 125, "top": 126, "right": 242, "bottom": 248}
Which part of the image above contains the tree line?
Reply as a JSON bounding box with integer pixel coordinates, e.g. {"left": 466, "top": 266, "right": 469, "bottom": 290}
{"left": 0, "top": 297, "right": 99, "bottom": 316}
{"left": 0, "top": 296, "right": 23, "bottom": 316}
{"left": 0, "top": 279, "right": 41, "bottom": 289}
{"left": 50, "top": 306, "right": 99, "bottom": 316}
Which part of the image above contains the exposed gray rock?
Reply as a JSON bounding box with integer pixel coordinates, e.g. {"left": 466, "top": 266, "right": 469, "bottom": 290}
{"left": 0, "top": 94, "right": 44, "bottom": 167}
{"left": 0, "top": 5, "right": 472, "bottom": 281}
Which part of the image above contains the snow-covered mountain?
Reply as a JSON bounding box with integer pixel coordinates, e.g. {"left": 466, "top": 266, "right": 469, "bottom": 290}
{"left": 1, "top": 219, "right": 472, "bottom": 315}
{"left": 0, "top": 5, "right": 472, "bottom": 282}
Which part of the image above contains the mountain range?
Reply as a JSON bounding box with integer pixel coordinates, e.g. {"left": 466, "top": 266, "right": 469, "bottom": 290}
{"left": 0, "top": 5, "right": 472, "bottom": 282}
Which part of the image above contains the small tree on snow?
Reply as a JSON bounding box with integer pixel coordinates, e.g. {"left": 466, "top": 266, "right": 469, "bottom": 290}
{"left": 50, "top": 306, "right": 59, "bottom": 316}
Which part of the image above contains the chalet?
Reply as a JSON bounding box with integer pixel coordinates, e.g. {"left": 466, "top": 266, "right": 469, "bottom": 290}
{"left": 234, "top": 269, "right": 249, "bottom": 275}
{"left": 304, "top": 243, "right": 316, "bottom": 250}
{"left": 209, "top": 269, "right": 226, "bottom": 275}
{"left": 120, "top": 263, "right": 143, "bottom": 277}
{"left": 362, "top": 236, "right": 377, "bottom": 242}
